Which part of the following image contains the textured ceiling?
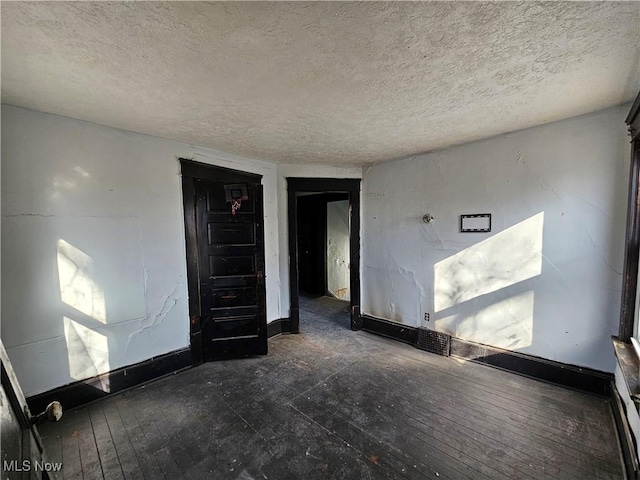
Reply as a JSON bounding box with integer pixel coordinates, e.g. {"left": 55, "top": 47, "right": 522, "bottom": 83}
{"left": 2, "top": 2, "right": 639, "bottom": 166}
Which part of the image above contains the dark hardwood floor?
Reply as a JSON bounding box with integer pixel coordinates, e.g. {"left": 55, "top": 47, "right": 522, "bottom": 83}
{"left": 39, "top": 296, "right": 623, "bottom": 479}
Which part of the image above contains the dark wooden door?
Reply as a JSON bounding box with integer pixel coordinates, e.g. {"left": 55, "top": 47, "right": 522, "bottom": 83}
{"left": 195, "top": 180, "right": 267, "bottom": 359}
{"left": 1, "top": 342, "right": 55, "bottom": 480}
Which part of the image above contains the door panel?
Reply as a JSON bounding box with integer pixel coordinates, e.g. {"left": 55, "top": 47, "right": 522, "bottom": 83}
{"left": 196, "top": 180, "right": 267, "bottom": 359}
{"left": 209, "top": 254, "right": 256, "bottom": 276}
{"left": 208, "top": 223, "right": 255, "bottom": 245}
{"left": 209, "top": 287, "right": 257, "bottom": 308}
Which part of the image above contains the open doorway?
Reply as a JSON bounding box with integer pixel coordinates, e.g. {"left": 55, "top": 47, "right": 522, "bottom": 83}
{"left": 297, "top": 192, "right": 350, "bottom": 300}
{"left": 287, "top": 178, "right": 361, "bottom": 333}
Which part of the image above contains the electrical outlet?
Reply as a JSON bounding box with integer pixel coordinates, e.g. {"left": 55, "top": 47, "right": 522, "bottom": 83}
{"left": 424, "top": 312, "right": 430, "bottom": 322}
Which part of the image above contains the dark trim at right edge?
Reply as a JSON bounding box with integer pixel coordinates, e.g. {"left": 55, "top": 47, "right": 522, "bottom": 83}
{"left": 620, "top": 92, "right": 640, "bottom": 341}
{"left": 627, "top": 91, "right": 640, "bottom": 139}
{"left": 611, "top": 382, "right": 640, "bottom": 480}
{"left": 618, "top": 138, "right": 640, "bottom": 341}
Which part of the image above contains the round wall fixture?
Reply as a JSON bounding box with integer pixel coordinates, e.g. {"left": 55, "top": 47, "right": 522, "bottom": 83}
{"left": 423, "top": 214, "right": 435, "bottom": 223}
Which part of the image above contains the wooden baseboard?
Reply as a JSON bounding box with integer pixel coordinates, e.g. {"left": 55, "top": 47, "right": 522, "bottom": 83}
{"left": 26, "top": 348, "right": 193, "bottom": 414}
{"left": 360, "top": 314, "right": 612, "bottom": 396}
{"left": 361, "top": 314, "right": 418, "bottom": 345}
{"left": 28, "top": 320, "right": 291, "bottom": 413}
{"left": 267, "top": 318, "right": 291, "bottom": 338}
{"left": 450, "top": 337, "right": 612, "bottom": 396}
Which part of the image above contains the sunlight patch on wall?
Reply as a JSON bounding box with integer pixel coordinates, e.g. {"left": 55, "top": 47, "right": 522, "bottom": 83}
{"left": 434, "top": 212, "right": 544, "bottom": 312}
{"left": 63, "top": 316, "right": 110, "bottom": 392}
{"left": 436, "top": 290, "right": 534, "bottom": 349}
{"left": 57, "top": 239, "right": 106, "bottom": 323}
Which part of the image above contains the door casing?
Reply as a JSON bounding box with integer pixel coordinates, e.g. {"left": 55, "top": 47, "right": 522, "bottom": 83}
{"left": 287, "top": 178, "right": 361, "bottom": 332}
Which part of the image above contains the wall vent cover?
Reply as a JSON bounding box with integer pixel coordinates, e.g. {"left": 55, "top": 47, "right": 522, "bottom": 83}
{"left": 417, "top": 328, "right": 451, "bottom": 356}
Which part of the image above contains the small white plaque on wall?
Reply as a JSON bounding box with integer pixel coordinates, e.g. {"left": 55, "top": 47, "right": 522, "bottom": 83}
{"left": 460, "top": 214, "right": 491, "bottom": 233}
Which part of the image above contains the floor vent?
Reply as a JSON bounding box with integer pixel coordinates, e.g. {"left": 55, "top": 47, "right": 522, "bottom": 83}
{"left": 417, "top": 328, "right": 451, "bottom": 356}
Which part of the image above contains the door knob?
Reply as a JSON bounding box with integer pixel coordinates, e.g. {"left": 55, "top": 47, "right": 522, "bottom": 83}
{"left": 31, "top": 401, "right": 63, "bottom": 425}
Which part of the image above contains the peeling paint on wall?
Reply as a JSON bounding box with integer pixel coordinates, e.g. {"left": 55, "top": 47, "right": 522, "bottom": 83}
{"left": 124, "top": 282, "right": 181, "bottom": 354}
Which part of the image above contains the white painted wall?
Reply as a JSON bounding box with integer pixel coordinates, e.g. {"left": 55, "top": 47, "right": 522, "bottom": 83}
{"left": 362, "top": 105, "right": 630, "bottom": 372}
{"left": 275, "top": 164, "right": 362, "bottom": 318}
{"left": 327, "top": 200, "right": 350, "bottom": 300}
{"left": 1, "top": 106, "right": 283, "bottom": 396}
{"left": 4, "top": 101, "right": 625, "bottom": 393}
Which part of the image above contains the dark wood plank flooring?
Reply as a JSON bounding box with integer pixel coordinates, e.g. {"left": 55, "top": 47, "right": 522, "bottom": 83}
{"left": 39, "top": 296, "right": 623, "bottom": 479}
